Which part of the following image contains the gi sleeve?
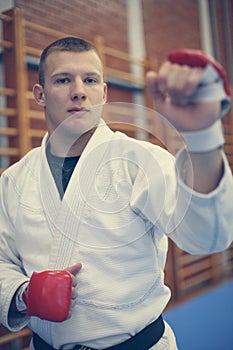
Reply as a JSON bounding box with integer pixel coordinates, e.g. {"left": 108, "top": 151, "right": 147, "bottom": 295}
{"left": 0, "top": 172, "right": 30, "bottom": 331}
{"left": 130, "top": 144, "right": 233, "bottom": 255}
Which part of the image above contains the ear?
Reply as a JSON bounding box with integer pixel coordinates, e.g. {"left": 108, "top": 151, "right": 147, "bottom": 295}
{"left": 33, "top": 84, "right": 46, "bottom": 107}
{"left": 103, "top": 82, "right": 108, "bottom": 103}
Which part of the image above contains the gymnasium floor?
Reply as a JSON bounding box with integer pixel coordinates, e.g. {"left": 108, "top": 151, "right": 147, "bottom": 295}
{"left": 164, "top": 279, "right": 233, "bottom": 350}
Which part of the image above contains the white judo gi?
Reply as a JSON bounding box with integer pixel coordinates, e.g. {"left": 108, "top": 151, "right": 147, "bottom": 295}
{"left": 0, "top": 121, "right": 233, "bottom": 349}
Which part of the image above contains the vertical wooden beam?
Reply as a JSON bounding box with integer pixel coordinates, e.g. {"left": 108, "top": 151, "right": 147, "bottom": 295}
{"left": 94, "top": 35, "right": 107, "bottom": 73}
{"left": 3, "top": 8, "right": 31, "bottom": 160}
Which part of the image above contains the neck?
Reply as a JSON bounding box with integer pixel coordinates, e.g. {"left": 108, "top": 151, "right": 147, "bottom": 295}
{"left": 48, "top": 127, "right": 96, "bottom": 157}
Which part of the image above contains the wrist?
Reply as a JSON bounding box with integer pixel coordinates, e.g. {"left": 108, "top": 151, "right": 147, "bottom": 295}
{"left": 182, "top": 119, "right": 225, "bottom": 153}
{"left": 14, "top": 282, "right": 29, "bottom": 313}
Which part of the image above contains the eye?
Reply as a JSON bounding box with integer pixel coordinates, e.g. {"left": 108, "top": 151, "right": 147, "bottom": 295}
{"left": 84, "top": 77, "right": 98, "bottom": 84}
{"left": 55, "top": 77, "right": 70, "bottom": 84}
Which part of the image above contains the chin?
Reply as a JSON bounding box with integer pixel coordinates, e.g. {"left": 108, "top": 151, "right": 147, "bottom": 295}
{"left": 65, "top": 119, "right": 97, "bottom": 138}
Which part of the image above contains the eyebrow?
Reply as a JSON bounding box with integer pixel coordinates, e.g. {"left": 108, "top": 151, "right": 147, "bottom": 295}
{"left": 51, "top": 71, "right": 101, "bottom": 78}
{"left": 84, "top": 72, "right": 101, "bottom": 76}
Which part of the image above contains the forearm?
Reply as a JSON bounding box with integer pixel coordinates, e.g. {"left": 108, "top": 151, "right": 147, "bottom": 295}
{"left": 184, "top": 148, "right": 224, "bottom": 193}
{"left": 171, "top": 147, "right": 233, "bottom": 253}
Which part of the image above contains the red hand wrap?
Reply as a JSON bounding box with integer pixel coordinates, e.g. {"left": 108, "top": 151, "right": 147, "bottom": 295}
{"left": 168, "top": 49, "right": 231, "bottom": 96}
{"left": 25, "top": 270, "right": 72, "bottom": 322}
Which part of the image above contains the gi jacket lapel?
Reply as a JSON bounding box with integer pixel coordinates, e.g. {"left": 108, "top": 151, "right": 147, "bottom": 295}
{"left": 39, "top": 120, "right": 114, "bottom": 269}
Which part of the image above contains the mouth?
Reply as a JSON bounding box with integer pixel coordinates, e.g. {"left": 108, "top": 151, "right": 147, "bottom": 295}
{"left": 67, "top": 107, "right": 89, "bottom": 115}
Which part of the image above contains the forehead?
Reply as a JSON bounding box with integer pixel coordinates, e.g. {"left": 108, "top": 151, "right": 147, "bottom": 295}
{"left": 44, "top": 50, "right": 104, "bottom": 76}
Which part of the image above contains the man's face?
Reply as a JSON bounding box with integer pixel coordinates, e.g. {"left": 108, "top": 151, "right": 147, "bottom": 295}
{"left": 34, "top": 50, "right": 107, "bottom": 137}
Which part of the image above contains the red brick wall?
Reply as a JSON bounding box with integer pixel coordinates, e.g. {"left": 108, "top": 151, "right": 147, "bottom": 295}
{"left": 15, "top": 0, "right": 128, "bottom": 51}
{"left": 16, "top": 0, "right": 203, "bottom": 67}
{"left": 13, "top": 0, "right": 233, "bottom": 90}
{"left": 142, "top": 0, "right": 201, "bottom": 65}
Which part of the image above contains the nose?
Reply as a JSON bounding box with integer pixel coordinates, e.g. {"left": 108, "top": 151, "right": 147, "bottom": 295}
{"left": 71, "top": 92, "right": 87, "bottom": 101}
{"left": 71, "top": 79, "right": 87, "bottom": 101}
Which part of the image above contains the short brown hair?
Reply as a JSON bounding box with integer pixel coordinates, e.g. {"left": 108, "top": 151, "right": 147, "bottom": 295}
{"left": 38, "top": 36, "right": 102, "bottom": 87}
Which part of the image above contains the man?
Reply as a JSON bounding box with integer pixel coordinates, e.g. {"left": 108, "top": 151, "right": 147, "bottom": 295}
{"left": 0, "top": 37, "right": 232, "bottom": 350}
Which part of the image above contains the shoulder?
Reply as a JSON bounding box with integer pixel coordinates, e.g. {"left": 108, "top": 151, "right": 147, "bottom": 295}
{"left": 112, "top": 130, "right": 174, "bottom": 162}
{"left": 1, "top": 147, "right": 42, "bottom": 188}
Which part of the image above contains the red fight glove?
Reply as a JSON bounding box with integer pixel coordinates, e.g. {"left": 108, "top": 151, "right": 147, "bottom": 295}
{"left": 22, "top": 270, "right": 72, "bottom": 322}
{"left": 168, "top": 49, "right": 231, "bottom": 97}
